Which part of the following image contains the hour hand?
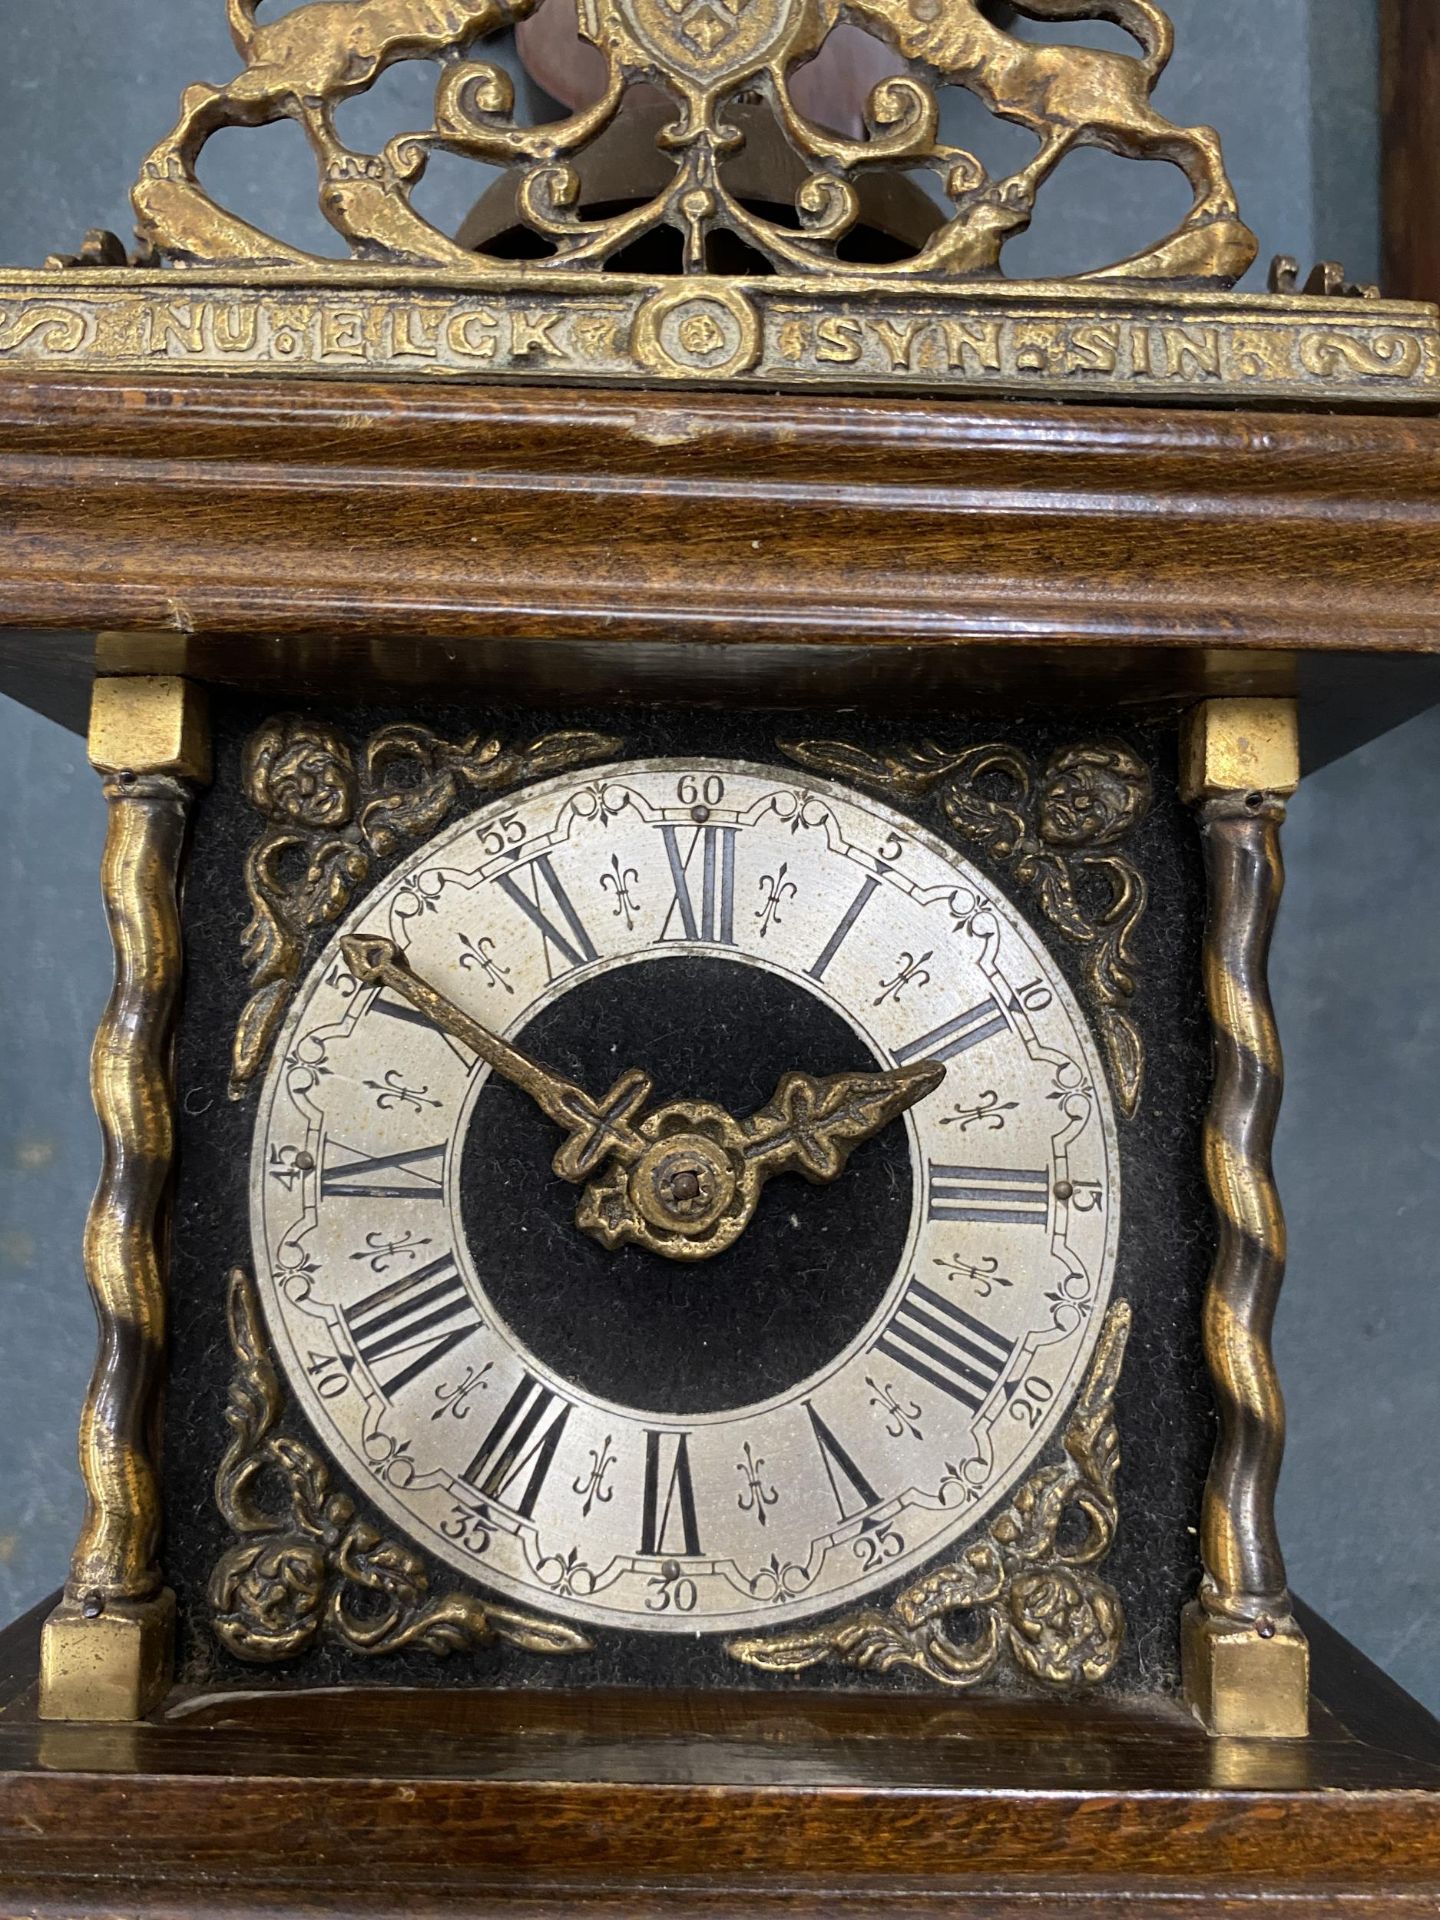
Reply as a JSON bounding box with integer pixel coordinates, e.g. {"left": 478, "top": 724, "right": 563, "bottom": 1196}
{"left": 338, "top": 936, "right": 651, "bottom": 1182}
{"left": 742, "top": 1061, "right": 946, "bottom": 1183}
{"left": 575, "top": 1060, "right": 944, "bottom": 1263}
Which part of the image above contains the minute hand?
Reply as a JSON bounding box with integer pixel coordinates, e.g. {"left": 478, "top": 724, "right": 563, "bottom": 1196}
{"left": 338, "top": 935, "right": 651, "bottom": 1181}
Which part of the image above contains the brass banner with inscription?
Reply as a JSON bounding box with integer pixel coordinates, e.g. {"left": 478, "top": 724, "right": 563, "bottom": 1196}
{"left": 1, "top": 269, "right": 1436, "bottom": 405}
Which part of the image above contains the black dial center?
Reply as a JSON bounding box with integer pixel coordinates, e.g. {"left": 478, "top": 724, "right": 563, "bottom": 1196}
{"left": 458, "top": 955, "right": 915, "bottom": 1416}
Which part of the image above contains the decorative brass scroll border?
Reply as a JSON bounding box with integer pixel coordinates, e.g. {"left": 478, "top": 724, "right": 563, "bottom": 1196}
{"left": 211, "top": 1269, "right": 591, "bottom": 1665}
{"left": 0, "top": 271, "right": 1436, "bottom": 405}
{"left": 780, "top": 737, "right": 1153, "bottom": 1118}
{"left": 728, "top": 1300, "right": 1131, "bottom": 1690}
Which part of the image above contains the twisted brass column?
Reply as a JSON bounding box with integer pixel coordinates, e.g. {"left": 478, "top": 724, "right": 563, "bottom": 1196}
{"left": 39, "top": 676, "right": 209, "bottom": 1722}
{"left": 1180, "top": 699, "right": 1309, "bottom": 1739}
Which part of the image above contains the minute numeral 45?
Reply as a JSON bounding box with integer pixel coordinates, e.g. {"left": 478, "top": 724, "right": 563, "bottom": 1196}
{"left": 343, "top": 1252, "right": 479, "bottom": 1397}
{"left": 659, "top": 824, "right": 738, "bottom": 945}
{"left": 928, "top": 1163, "right": 1050, "bottom": 1227}
{"left": 875, "top": 1281, "right": 1015, "bottom": 1415}
{"left": 463, "top": 1373, "right": 573, "bottom": 1520}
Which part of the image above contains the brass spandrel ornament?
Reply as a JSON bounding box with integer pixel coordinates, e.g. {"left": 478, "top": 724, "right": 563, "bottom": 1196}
{"left": 212, "top": 1267, "right": 592, "bottom": 1662}
{"left": 2, "top": 0, "right": 1434, "bottom": 402}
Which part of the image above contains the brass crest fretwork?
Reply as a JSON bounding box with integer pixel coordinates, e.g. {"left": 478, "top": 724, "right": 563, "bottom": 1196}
{"left": 5, "top": 0, "right": 1436, "bottom": 402}
{"left": 128, "top": 0, "right": 1254, "bottom": 285}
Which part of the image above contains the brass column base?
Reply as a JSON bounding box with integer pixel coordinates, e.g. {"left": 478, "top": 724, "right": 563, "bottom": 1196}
{"left": 1181, "top": 1601, "right": 1309, "bottom": 1739}
{"left": 39, "top": 1589, "right": 176, "bottom": 1723}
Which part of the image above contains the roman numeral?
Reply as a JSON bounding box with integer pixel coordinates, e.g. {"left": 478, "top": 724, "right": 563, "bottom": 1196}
{"left": 640, "top": 1430, "right": 703, "bottom": 1556}
{"left": 495, "top": 854, "right": 598, "bottom": 972}
{"left": 928, "top": 1162, "right": 1049, "bottom": 1227}
{"left": 463, "top": 1372, "right": 572, "bottom": 1520}
{"left": 806, "top": 1402, "right": 880, "bottom": 1520}
{"left": 343, "top": 1252, "right": 479, "bottom": 1397}
{"left": 370, "top": 991, "right": 471, "bottom": 1065}
{"left": 808, "top": 873, "right": 880, "bottom": 981}
{"left": 894, "top": 997, "right": 1009, "bottom": 1064}
{"left": 659, "top": 825, "right": 737, "bottom": 944}
{"left": 875, "top": 1281, "right": 1015, "bottom": 1414}
{"left": 321, "top": 1140, "right": 445, "bottom": 1200}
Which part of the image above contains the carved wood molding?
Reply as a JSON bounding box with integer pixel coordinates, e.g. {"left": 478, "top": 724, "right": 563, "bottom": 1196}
{"left": 0, "top": 381, "right": 1438, "bottom": 666}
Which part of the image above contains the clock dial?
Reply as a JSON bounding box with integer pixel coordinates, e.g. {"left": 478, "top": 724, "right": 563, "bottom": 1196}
{"left": 251, "top": 759, "right": 1120, "bottom": 1633}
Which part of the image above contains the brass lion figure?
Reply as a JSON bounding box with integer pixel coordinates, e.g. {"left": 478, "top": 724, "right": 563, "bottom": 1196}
{"left": 156, "top": 0, "right": 524, "bottom": 173}
{"left": 846, "top": 0, "right": 1254, "bottom": 277}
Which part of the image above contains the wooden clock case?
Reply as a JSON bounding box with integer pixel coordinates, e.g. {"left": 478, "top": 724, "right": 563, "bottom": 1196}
{"left": 0, "top": 373, "right": 1436, "bottom": 1920}
{"left": 0, "top": 0, "right": 1438, "bottom": 1910}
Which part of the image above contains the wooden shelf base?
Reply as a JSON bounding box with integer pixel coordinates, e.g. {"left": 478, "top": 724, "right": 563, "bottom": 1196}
{"left": 0, "top": 1599, "right": 1436, "bottom": 1915}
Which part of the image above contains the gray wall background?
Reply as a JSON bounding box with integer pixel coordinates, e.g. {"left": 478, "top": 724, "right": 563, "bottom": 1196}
{"left": 0, "top": 0, "right": 1435, "bottom": 1713}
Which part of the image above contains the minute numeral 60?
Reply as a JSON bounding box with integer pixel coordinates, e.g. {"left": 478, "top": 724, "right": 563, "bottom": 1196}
{"left": 677, "top": 774, "right": 725, "bottom": 807}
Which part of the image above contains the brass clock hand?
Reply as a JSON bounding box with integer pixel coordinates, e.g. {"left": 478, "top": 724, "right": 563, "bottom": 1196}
{"left": 338, "top": 935, "right": 651, "bottom": 1182}
{"left": 340, "top": 935, "right": 944, "bottom": 1264}
{"left": 574, "top": 1062, "right": 944, "bottom": 1264}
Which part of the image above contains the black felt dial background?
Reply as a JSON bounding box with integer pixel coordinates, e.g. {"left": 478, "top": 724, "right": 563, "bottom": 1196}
{"left": 458, "top": 955, "right": 913, "bottom": 1417}
{"left": 165, "top": 700, "right": 1214, "bottom": 1699}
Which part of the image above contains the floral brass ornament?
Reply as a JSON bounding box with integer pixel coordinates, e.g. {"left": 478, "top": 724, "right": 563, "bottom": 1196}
{"left": 211, "top": 1267, "right": 592, "bottom": 1663}
{"left": 122, "top": 0, "right": 1255, "bottom": 287}
{"left": 233, "top": 715, "right": 621, "bottom": 1097}
{"left": 781, "top": 737, "right": 1152, "bottom": 1116}
{"left": 726, "top": 1298, "right": 1130, "bottom": 1689}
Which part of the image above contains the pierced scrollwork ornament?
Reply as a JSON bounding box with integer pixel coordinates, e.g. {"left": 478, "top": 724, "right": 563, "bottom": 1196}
{"left": 117, "top": 0, "right": 1254, "bottom": 286}
{"left": 726, "top": 1299, "right": 1130, "bottom": 1690}
{"left": 233, "top": 715, "right": 621, "bottom": 1096}
{"left": 781, "top": 737, "right": 1152, "bottom": 1116}
{"left": 211, "top": 1267, "right": 592, "bottom": 1664}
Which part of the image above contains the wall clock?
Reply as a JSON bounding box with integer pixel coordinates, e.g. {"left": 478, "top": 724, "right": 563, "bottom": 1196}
{"left": 0, "top": 0, "right": 1438, "bottom": 1912}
